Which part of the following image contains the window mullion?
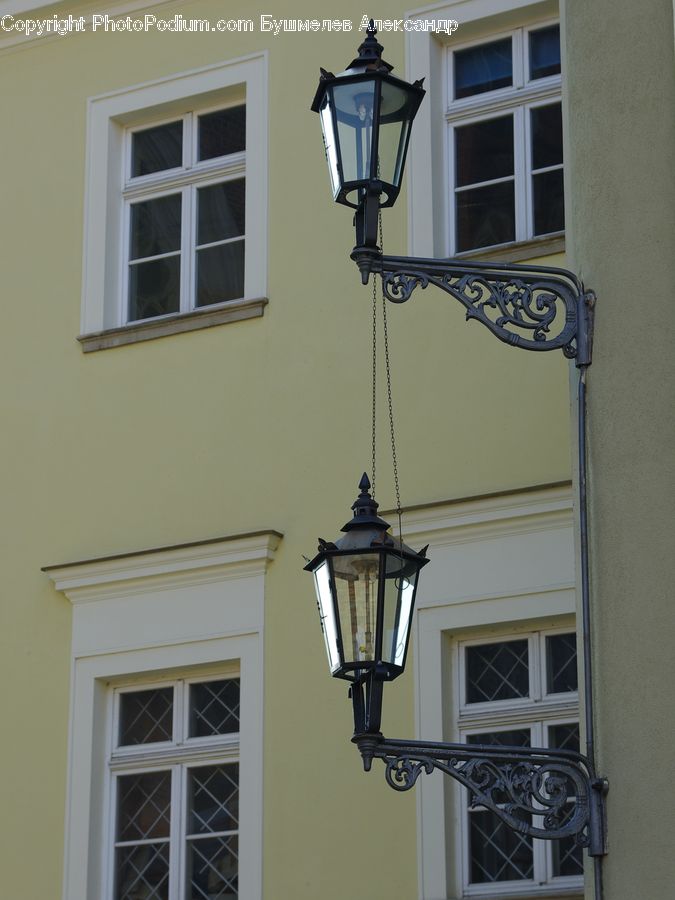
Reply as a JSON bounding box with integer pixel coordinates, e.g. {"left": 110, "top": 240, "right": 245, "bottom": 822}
{"left": 183, "top": 113, "right": 193, "bottom": 169}
{"left": 181, "top": 185, "right": 193, "bottom": 314}
{"left": 513, "top": 27, "right": 525, "bottom": 89}
{"left": 514, "top": 106, "right": 528, "bottom": 243}
{"left": 120, "top": 199, "right": 132, "bottom": 326}
{"left": 168, "top": 764, "right": 183, "bottom": 900}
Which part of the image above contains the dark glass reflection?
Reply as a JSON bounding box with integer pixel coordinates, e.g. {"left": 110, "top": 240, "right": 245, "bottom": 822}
{"left": 116, "top": 843, "right": 170, "bottom": 900}
{"left": 456, "top": 181, "right": 515, "bottom": 252}
{"left": 132, "top": 121, "right": 182, "bottom": 177}
{"left": 455, "top": 37, "right": 512, "bottom": 99}
{"left": 119, "top": 688, "right": 174, "bottom": 745}
{"left": 533, "top": 169, "right": 565, "bottom": 236}
{"left": 455, "top": 116, "right": 514, "bottom": 186}
{"left": 187, "top": 836, "right": 238, "bottom": 900}
{"left": 531, "top": 103, "right": 563, "bottom": 170}
{"left": 196, "top": 240, "right": 245, "bottom": 307}
{"left": 130, "top": 194, "right": 181, "bottom": 260}
{"left": 546, "top": 633, "right": 578, "bottom": 693}
{"left": 529, "top": 25, "right": 561, "bottom": 80}
{"left": 197, "top": 180, "right": 245, "bottom": 245}
{"left": 198, "top": 105, "right": 246, "bottom": 160}
{"left": 189, "top": 764, "right": 239, "bottom": 834}
{"left": 470, "top": 810, "right": 533, "bottom": 882}
{"left": 190, "top": 679, "right": 241, "bottom": 737}
{"left": 129, "top": 256, "right": 180, "bottom": 321}
{"left": 465, "top": 639, "right": 529, "bottom": 702}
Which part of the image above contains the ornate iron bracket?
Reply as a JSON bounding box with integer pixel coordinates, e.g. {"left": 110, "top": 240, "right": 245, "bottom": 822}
{"left": 353, "top": 731, "right": 608, "bottom": 857}
{"left": 351, "top": 246, "right": 595, "bottom": 367}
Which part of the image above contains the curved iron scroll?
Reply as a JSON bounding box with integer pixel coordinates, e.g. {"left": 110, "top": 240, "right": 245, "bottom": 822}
{"left": 351, "top": 248, "right": 595, "bottom": 367}
{"left": 353, "top": 733, "right": 607, "bottom": 856}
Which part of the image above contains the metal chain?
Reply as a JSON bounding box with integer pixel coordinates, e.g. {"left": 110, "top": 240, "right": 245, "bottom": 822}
{"left": 371, "top": 254, "right": 378, "bottom": 500}
{"left": 377, "top": 211, "right": 403, "bottom": 542}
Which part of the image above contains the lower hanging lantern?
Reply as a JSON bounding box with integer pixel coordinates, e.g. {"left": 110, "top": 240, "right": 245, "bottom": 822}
{"left": 304, "top": 473, "right": 429, "bottom": 681}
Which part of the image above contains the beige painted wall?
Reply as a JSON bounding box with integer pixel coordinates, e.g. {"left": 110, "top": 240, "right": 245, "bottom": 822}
{"left": 562, "top": 0, "right": 675, "bottom": 897}
{"left": 0, "top": 2, "right": 572, "bottom": 897}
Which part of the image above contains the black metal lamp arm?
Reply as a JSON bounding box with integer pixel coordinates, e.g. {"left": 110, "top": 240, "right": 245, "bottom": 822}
{"left": 348, "top": 674, "right": 607, "bottom": 856}
{"left": 352, "top": 730, "right": 608, "bottom": 857}
{"left": 351, "top": 245, "right": 595, "bottom": 368}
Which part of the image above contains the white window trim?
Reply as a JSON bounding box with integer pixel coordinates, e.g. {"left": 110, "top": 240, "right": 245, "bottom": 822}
{"left": 405, "top": 0, "right": 561, "bottom": 261}
{"left": 106, "top": 674, "right": 241, "bottom": 900}
{"left": 81, "top": 52, "right": 268, "bottom": 343}
{"left": 395, "top": 482, "right": 578, "bottom": 899}
{"left": 455, "top": 627, "right": 581, "bottom": 896}
{"left": 44, "top": 529, "right": 281, "bottom": 900}
{"left": 122, "top": 106, "right": 246, "bottom": 324}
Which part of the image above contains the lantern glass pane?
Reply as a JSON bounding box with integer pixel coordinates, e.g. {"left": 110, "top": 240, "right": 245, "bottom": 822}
{"left": 332, "top": 553, "right": 380, "bottom": 666}
{"left": 319, "top": 95, "right": 341, "bottom": 199}
{"left": 332, "top": 80, "right": 376, "bottom": 191}
{"left": 381, "top": 554, "right": 419, "bottom": 667}
{"left": 377, "top": 81, "right": 416, "bottom": 188}
{"left": 313, "top": 561, "right": 341, "bottom": 673}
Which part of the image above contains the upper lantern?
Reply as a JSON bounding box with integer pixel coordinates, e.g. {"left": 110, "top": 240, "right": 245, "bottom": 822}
{"left": 311, "top": 20, "right": 425, "bottom": 210}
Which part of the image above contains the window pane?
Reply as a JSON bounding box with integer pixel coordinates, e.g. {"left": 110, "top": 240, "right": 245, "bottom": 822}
{"left": 187, "top": 835, "right": 238, "bottom": 899}
{"left": 116, "top": 843, "right": 170, "bottom": 900}
{"left": 533, "top": 169, "right": 565, "bottom": 236}
{"left": 130, "top": 194, "right": 181, "bottom": 261}
{"left": 117, "top": 771, "right": 172, "bottom": 842}
{"left": 549, "top": 722, "right": 580, "bottom": 753}
{"left": 129, "top": 255, "right": 180, "bottom": 321}
{"left": 196, "top": 241, "right": 245, "bottom": 307}
{"left": 197, "top": 181, "right": 245, "bottom": 246}
{"left": 529, "top": 24, "right": 561, "bottom": 80}
{"left": 132, "top": 121, "right": 182, "bottom": 177}
{"left": 455, "top": 116, "right": 514, "bottom": 186}
{"left": 190, "top": 679, "right": 240, "bottom": 737}
{"left": 552, "top": 806, "right": 584, "bottom": 877}
{"left": 466, "top": 729, "right": 531, "bottom": 748}
{"left": 454, "top": 37, "right": 512, "bottom": 99}
{"left": 119, "top": 688, "right": 173, "bottom": 745}
{"left": 456, "top": 181, "right": 515, "bottom": 252}
{"left": 470, "top": 810, "right": 533, "bottom": 882}
{"left": 548, "top": 723, "right": 580, "bottom": 796}
{"left": 465, "top": 639, "right": 529, "bottom": 703}
{"left": 198, "top": 105, "right": 246, "bottom": 160}
{"left": 189, "top": 764, "right": 239, "bottom": 835}
{"left": 531, "top": 103, "right": 563, "bottom": 170}
{"left": 546, "top": 633, "right": 578, "bottom": 693}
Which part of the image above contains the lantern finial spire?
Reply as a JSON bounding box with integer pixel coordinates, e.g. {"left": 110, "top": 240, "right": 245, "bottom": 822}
{"left": 344, "top": 20, "right": 394, "bottom": 74}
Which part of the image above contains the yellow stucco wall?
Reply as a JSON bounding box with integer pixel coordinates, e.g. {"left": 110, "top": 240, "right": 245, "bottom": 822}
{"left": 0, "top": 2, "right": 572, "bottom": 897}
{"left": 563, "top": 1, "right": 675, "bottom": 898}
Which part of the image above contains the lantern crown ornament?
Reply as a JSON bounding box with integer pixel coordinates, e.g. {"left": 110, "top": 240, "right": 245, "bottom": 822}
{"left": 304, "top": 473, "right": 429, "bottom": 684}
{"left": 311, "top": 19, "right": 425, "bottom": 242}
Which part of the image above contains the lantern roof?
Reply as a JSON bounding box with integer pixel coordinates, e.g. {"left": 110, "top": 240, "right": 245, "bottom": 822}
{"left": 305, "top": 473, "right": 428, "bottom": 565}
{"left": 311, "top": 20, "right": 405, "bottom": 113}
{"left": 341, "top": 20, "right": 394, "bottom": 76}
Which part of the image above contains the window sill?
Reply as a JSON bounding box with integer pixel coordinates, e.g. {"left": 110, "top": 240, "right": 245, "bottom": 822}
{"left": 453, "top": 234, "right": 565, "bottom": 264}
{"left": 461, "top": 893, "right": 581, "bottom": 900}
{"left": 77, "top": 296, "right": 268, "bottom": 352}
{"left": 461, "top": 887, "right": 582, "bottom": 900}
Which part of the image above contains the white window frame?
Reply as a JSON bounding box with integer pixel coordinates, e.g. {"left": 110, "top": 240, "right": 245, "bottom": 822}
{"left": 44, "top": 530, "right": 281, "bottom": 900}
{"left": 455, "top": 627, "right": 582, "bottom": 896}
{"left": 446, "top": 20, "right": 563, "bottom": 256}
{"left": 396, "top": 481, "right": 580, "bottom": 899}
{"left": 122, "top": 106, "right": 247, "bottom": 324}
{"left": 82, "top": 53, "right": 267, "bottom": 342}
{"left": 106, "top": 673, "right": 242, "bottom": 900}
{"left": 405, "top": 0, "right": 563, "bottom": 262}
